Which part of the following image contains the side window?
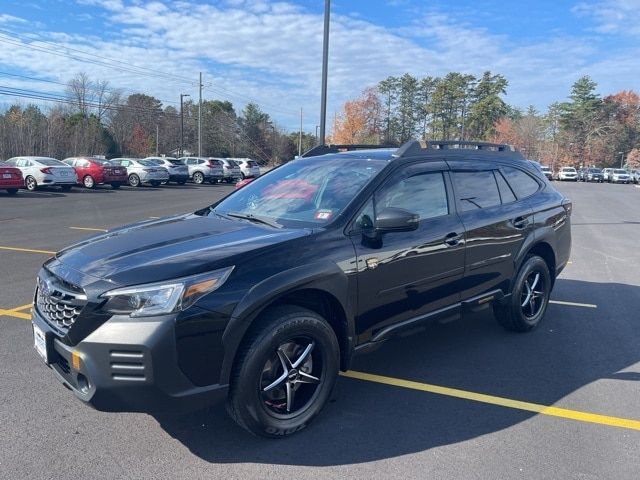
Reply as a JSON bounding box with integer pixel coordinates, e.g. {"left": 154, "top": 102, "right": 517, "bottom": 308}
{"left": 501, "top": 166, "right": 539, "bottom": 199}
{"left": 198, "top": 159, "right": 205, "bottom": 165}
{"left": 452, "top": 171, "right": 501, "bottom": 212}
{"left": 377, "top": 172, "right": 448, "bottom": 221}
{"left": 495, "top": 170, "right": 517, "bottom": 204}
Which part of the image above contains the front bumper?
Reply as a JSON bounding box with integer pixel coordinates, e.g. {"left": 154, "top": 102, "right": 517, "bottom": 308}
{"left": 31, "top": 309, "right": 228, "bottom": 414}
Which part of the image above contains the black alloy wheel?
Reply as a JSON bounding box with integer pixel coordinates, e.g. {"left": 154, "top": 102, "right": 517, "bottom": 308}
{"left": 227, "top": 305, "right": 339, "bottom": 437}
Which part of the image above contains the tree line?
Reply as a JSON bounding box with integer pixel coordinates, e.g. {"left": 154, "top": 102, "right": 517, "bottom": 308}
{"left": 331, "top": 73, "right": 640, "bottom": 169}
{"left": 0, "top": 73, "right": 315, "bottom": 164}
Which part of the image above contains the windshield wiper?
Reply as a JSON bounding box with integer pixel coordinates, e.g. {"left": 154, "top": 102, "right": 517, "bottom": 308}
{"left": 224, "top": 211, "right": 283, "bottom": 228}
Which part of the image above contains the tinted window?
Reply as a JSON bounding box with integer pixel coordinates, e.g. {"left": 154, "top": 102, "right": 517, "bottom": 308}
{"left": 501, "top": 166, "right": 539, "bottom": 199}
{"left": 452, "top": 171, "right": 501, "bottom": 211}
{"left": 37, "top": 158, "right": 64, "bottom": 166}
{"left": 495, "top": 171, "right": 517, "bottom": 203}
{"left": 376, "top": 172, "right": 448, "bottom": 221}
{"left": 226, "top": 160, "right": 239, "bottom": 167}
{"left": 169, "top": 159, "right": 184, "bottom": 165}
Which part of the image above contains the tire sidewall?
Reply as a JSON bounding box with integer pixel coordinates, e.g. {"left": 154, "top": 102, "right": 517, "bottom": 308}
{"left": 511, "top": 256, "right": 551, "bottom": 329}
{"left": 128, "top": 174, "right": 140, "bottom": 187}
{"left": 83, "top": 175, "right": 95, "bottom": 188}
{"left": 193, "top": 172, "right": 204, "bottom": 184}
{"left": 25, "top": 176, "right": 37, "bottom": 191}
{"left": 231, "top": 311, "right": 339, "bottom": 437}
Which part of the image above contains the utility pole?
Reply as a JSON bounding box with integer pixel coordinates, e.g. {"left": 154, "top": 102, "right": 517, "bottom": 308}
{"left": 315, "top": 125, "right": 319, "bottom": 144}
{"left": 618, "top": 151, "right": 624, "bottom": 168}
{"left": 319, "top": 0, "right": 330, "bottom": 145}
{"left": 198, "top": 72, "right": 203, "bottom": 157}
{"left": 180, "top": 93, "right": 190, "bottom": 157}
{"left": 156, "top": 124, "right": 159, "bottom": 156}
{"left": 298, "top": 107, "right": 303, "bottom": 157}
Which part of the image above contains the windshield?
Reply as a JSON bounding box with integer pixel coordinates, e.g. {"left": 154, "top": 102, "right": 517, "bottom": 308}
{"left": 589, "top": 168, "right": 601, "bottom": 173}
{"left": 92, "top": 158, "right": 113, "bottom": 166}
{"left": 210, "top": 157, "right": 387, "bottom": 227}
{"left": 562, "top": 168, "right": 576, "bottom": 172}
{"left": 37, "top": 158, "right": 65, "bottom": 166}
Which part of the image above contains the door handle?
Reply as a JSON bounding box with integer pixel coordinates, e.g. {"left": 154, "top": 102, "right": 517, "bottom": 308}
{"left": 512, "top": 216, "right": 528, "bottom": 229}
{"left": 444, "top": 232, "right": 463, "bottom": 246}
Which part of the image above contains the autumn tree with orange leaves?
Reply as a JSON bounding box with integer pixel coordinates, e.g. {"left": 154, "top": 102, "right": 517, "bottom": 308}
{"left": 330, "top": 87, "right": 382, "bottom": 144}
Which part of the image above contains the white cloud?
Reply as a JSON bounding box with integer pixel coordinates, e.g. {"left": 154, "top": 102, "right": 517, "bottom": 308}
{"left": 573, "top": 0, "right": 640, "bottom": 36}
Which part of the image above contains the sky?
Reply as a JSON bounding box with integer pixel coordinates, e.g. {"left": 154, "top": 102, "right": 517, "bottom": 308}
{"left": 0, "top": 0, "right": 639, "bottom": 131}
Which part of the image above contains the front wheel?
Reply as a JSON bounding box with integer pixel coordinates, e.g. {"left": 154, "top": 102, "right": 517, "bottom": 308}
{"left": 227, "top": 305, "right": 339, "bottom": 437}
{"left": 494, "top": 255, "right": 551, "bottom": 332}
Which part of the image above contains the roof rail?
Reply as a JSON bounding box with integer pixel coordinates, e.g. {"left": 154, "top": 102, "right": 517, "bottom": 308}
{"left": 301, "top": 143, "right": 396, "bottom": 158}
{"left": 394, "top": 140, "right": 518, "bottom": 158}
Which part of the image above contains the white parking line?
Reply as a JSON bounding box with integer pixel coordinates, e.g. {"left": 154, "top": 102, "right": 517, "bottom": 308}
{"left": 549, "top": 300, "right": 597, "bottom": 309}
{"left": 69, "top": 226, "right": 108, "bottom": 232}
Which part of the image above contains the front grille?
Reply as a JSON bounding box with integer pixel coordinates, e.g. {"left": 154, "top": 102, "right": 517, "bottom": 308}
{"left": 36, "top": 273, "right": 87, "bottom": 331}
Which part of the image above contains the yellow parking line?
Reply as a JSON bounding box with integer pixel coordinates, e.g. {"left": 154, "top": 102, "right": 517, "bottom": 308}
{"left": 549, "top": 300, "right": 597, "bottom": 308}
{"left": 0, "top": 308, "right": 31, "bottom": 320}
{"left": 69, "top": 227, "right": 108, "bottom": 232}
{"left": 10, "top": 303, "right": 32, "bottom": 312}
{"left": 341, "top": 370, "right": 640, "bottom": 431}
{"left": 0, "top": 246, "right": 56, "bottom": 255}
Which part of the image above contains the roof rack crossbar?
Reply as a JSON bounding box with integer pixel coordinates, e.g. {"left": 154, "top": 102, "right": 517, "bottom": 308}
{"left": 394, "top": 140, "right": 517, "bottom": 158}
{"left": 301, "top": 143, "right": 396, "bottom": 158}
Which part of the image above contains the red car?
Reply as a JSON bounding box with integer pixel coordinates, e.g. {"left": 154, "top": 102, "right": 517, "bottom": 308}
{"left": 63, "top": 157, "right": 128, "bottom": 189}
{"left": 0, "top": 163, "right": 24, "bottom": 194}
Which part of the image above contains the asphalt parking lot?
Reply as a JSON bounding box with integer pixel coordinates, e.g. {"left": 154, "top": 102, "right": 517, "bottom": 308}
{"left": 0, "top": 181, "right": 639, "bottom": 479}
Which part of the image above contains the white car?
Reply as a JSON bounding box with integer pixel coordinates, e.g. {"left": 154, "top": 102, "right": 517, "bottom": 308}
{"left": 179, "top": 157, "right": 224, "bottom": 184}
{"left": 610, "top": 169, "right": 631, "bottom": 184}
{"left": 558, "top": 167, "right": 578, "bottom": 181}
{"left": 4, "top": 156, "right": 77, "bottom": 191}
{"left": 110, "top": 158, "right": 169, "bottom": 187}
{"left": 602, "top": 168, "right": 614, "bottom": 182}
{"left": 234, "top": 158, "right": 261, "bottom": 179}
{"left": 219, "top": 158, "right": 243, "bottom": 183}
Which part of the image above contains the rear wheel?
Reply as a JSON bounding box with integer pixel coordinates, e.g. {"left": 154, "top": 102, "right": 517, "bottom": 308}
{"left": 193, "top": 172, "right": 204, "bottom": 184}
{"left": 25, "top": 176, "right": 37, "bottom": 191}
{"left": 6, "top": 188, "right": 18, "bottom": 195}
{"left": 227, "top": 305, "right": 339, "bottom": 437}
{"left": 128, "top": 174, "right": 140, "bottom": 187}
{"left": 83, "top": 175, "right": 95, "bottom": 189}
{"left": 494, "top": 255, "right": 551, "bottom": 332}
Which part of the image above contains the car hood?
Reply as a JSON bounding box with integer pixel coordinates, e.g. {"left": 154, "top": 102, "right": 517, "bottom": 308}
{"left": 54, "top": 214, "right": 310, "bottom": 286}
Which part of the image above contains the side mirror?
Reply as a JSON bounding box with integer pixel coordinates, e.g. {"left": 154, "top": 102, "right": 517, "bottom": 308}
{"left": 374, "top": 207, "right": 420, "bottom": 233}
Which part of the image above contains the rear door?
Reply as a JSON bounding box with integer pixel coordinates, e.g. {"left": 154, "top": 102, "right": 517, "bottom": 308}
{"left": 449, "top": 160, "right": 534, "bottom": 300}
{"left": 351, "top": 161, "right": 466, "bottom": 341}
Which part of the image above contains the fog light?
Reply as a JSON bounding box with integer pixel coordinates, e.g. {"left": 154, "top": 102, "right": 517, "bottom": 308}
{"left": 76, "top": 373, "right": 90, "bottom": 394}
{"left": 71, "top": 351, "right": 81, "bottom": 370}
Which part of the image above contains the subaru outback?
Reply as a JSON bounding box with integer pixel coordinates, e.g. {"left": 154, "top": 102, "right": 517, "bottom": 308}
{"left": 31, "top": 140, "right": 572, "bottom": 437}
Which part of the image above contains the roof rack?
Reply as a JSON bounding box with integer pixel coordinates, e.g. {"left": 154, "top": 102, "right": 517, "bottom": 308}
{"left": 394, "top": 140, "right": 519, "bottom": 158}
{"left": 301, "top": 143, "right": 395, "bottom": 158}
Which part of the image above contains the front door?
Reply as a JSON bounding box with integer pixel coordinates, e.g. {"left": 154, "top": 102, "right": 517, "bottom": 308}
{"left": 350, "top": 161, "right": 466, "bottom": 342}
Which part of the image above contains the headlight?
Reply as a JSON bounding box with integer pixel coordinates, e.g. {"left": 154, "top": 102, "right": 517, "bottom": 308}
{"left": 100, "top": 266, "right": 234, "bottom": 317}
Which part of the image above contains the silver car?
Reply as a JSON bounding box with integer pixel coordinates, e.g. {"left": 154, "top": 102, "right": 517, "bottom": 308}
{"left": 234, "top": 158, "right": 261, "bottom": 179}
{"left": 219, "top": 158, "right": 243, "bottom": 183}
{"left": 144, "top": 157, "right": 189, "bottom": 185}
{"left": 4, "top": 156, "right": 77, "bottom": 191}
{"left": 179, "top": 157, "right": 224, "bottom": 184}
{"left": 110, "top": 158, "right": 169, "bottom": 187}
{"left": 610, "top": 169, "right": 631, "bottom": 184}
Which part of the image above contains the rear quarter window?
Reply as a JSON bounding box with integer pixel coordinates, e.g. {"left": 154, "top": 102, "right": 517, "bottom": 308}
{"left": 500, "top": 166, "right": 540, "bottom": 199}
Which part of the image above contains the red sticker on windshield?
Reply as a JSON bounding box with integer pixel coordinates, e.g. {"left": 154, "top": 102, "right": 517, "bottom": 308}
{"left": 314, "top": 209, "right": 333, "bottom": 221}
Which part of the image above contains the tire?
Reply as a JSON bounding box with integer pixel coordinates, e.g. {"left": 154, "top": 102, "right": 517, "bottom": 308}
{"left": 25, "top": 176, "right": 37, "bottom": 191}
{"left": 494, "top": 255, "right": 551, "bottom": 332}
{"left": 6, "top": 188, "right": 18, "bottom": 195}
{"left": 227, "top": 305, "right": 339, "bottom": 438}
{"left": 83, "top": 175, "right": 95, "bottom": 189}
{"left": 61, "top": 185, "right": 73, "bottom": 191}
{"left": 128, "top": 174, "right": 140, "bottom": 187}
{"left": 192, "top": 172, "right": 204, "bottom": 184}
{"left": 111, "top": 182, "right": 121, "bottom": 189}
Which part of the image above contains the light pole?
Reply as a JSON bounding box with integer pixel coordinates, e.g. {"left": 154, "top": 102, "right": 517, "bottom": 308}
{"left": 315, "top": 125, "right": 319, "bottom": 144}
{"left": 618, "top": 151, "right": 624, "bottom": 168}
{"left": 180, "top": 93, "right": 190, "bottom": 157}
{"left": 318, "top": 0, "right": 330, "bottom": 145}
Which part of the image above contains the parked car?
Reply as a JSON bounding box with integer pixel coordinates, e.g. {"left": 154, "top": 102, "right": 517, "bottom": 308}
{"left": 62, "top": 157, "right": 127, "bottom": 189}
{"left": 144, "top": 157, "right": 189, "bottom": 185}
{"left": 179, "top": 157, "right": 224, "bottom": 184}
{"left": 235, "top": 177, "right": 254, "bottom": 189}
{"left": 4, "top": 156, "right": 77, "bottom": 191}
{"left": 31, "top": 140, "right": 571, "bottom": 438}
{"left": 610, "top": 168, "right": 631, "bottom": 184}
{"left": 234, "top": 158, "right": 261, "bottom": 179}
{"left": 110, "top": 158, "right": 169, "bottom": 187}
{"left": 219, "top": 158, "right": 243, "bottom": 183}
{"left": 602, "top": 168, "right": 614, "bottom": 182}
{"left": 539, "top": 165, "right": 553, "bottom": 181}
{"left": 583, "top": 167, "right": 604, "bottom": 183}
{"left": 0, "top": 162, "right": 24, "bottom": 194}
{"left": 557, "top": 166, "right": 578, "bottom": 181}
{"left": 630, "top": 169, "right": 640, "bottom": 184}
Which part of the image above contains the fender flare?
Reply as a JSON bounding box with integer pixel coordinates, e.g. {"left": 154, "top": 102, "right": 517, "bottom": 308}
{"left": 219, "top": 261, "right": 354, "bottom": 384}
{"left": 511, "top": 227, "right": 557, "bottom": 291}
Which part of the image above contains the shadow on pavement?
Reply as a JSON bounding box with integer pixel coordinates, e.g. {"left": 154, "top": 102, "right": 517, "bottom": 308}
{"left": 155, "top": 278, "right": 639, "bottom": 466}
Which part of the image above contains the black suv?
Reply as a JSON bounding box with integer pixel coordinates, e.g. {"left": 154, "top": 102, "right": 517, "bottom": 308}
{"left": 31, "top": 140, "right": 572, "bottom": 437}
